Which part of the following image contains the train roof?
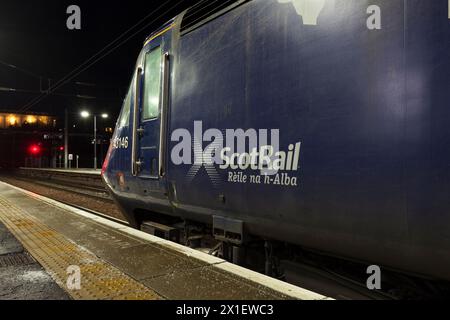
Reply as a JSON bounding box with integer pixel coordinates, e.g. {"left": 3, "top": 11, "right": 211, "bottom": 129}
{"left": 143, "top": 0, "right": 249, "bottom": 46}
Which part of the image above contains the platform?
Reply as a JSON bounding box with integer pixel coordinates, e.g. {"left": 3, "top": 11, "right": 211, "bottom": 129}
{"left": 0, "top": 221, "right": 70, "bottom": 300}
{"left": 0, "top": 181, "right": 328, "bottom": 300}
{"left": 19, "top": 167, "right": 101, "bottom": 175}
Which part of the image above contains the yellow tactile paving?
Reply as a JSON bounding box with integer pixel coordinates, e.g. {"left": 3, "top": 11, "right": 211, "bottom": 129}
{"left": 0, "top": 195, "right": 162, "bottom": 300}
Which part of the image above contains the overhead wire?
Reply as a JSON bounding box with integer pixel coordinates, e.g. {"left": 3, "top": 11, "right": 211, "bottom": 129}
{"left": 0, "top": 59, "right": 42, "bottom": 79}
{"left": 19, "top": 0, "right": 187, "bottom": 113}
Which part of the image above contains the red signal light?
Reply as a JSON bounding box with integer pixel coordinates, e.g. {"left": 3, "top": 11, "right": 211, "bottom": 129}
{"left": 59, "top": 146, "right": 64, "bottom": 151}
{"left": 29, "top": 144, "right": 41, "bottom": 155}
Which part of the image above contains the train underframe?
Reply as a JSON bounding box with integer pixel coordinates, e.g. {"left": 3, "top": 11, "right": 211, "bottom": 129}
{"left": 127, "top": 206, "right": 450, "bottom": 300}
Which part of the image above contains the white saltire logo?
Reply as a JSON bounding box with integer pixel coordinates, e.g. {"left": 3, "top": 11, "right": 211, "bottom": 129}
{"left": 278, "top": 0, "right": 388, "bottom": 30}
{"left": 278, "top": 0, "right": 326, "bottom": 25}
{"left": 185, "top": 125, "right": 223, "bottom": 188}
{"left": 171, "top": 121, "right": 301, "bottom": 188}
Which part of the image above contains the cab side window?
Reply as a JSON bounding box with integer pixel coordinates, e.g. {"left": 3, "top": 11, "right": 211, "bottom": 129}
{"left": 142, "top": 46, "right": 162, "bottom": 120}
{"left": 117, "top": 77, "right": 133, "bottom": 129}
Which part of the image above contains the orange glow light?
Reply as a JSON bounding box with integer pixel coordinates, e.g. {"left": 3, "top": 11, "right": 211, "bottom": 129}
{"left": 26, "top": 115, "right": 37, "bottom": 124}
{"left": 8, "top": 115, "right": 17, "bottom": 126}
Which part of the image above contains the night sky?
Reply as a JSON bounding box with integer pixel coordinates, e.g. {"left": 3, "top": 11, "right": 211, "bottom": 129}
{"left": 0, "top": 0, "right": 199, "bottom": 121}
{"left": 0, "top": 0, "right": 201, "bottom": 167}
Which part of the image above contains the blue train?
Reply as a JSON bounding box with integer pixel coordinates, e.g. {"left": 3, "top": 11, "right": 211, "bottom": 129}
{"left": 102, "top": 0, "right": 450, "bottom": 283}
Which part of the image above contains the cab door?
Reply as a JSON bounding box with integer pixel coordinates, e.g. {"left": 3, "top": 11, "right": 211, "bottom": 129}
{"left": 131, "top": 32, "right": 170, "bottom": 183}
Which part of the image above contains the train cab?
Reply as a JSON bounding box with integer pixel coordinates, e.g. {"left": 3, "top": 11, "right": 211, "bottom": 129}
{"left": 102, "top": 18, "right": 178, "bottom": 227}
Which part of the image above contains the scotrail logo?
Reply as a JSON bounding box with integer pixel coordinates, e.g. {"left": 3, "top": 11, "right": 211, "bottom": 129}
{"left": 170, "top": 121, "right": 301, "bottom": 188}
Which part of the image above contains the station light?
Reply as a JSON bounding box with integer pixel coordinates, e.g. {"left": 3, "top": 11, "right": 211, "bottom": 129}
{"left": 79, "top": 112, "right": 109, "bottom": 170}
{"left": 26, "top": 115, "right": 37, "bottom": 124}
{"left": 80, "top": 111, "right": 90, "bottom": 118}
{"left": 8, "top": 115, "right": 17, "bottom": 126}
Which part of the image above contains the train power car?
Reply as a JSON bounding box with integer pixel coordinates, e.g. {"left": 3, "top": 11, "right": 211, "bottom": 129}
{"left": 102, "top": 0, "right": 450, "bottom": 285}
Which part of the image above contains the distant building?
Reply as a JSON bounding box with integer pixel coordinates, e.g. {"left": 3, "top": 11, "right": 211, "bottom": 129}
{"left": 0, "top": 111, "right": 113, "bottom": 168}
{"left": 0, "top": 111, "right": 59, "bottom": 168}
{"left": 0, "top": 112, "right": 57, "bottom": 130}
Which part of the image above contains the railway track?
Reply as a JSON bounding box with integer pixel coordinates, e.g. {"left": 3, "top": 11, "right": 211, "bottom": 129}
{"left": 16, "top": 177, "right": 113, "bottom": 203}
{"left": 15, "top": 168, "right": 112, "bottom": 202}
{"left": 52, "top": 198, "right": 129, "bottom": 226}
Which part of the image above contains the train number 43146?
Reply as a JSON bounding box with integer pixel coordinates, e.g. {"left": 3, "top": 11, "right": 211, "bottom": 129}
{"left": 113, "top": 137, "right": 129, "bottom": 149}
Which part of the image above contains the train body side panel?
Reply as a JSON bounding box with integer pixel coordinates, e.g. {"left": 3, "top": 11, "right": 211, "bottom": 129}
{"left": 167, "top": 0, "right": 450, "bottom": 280}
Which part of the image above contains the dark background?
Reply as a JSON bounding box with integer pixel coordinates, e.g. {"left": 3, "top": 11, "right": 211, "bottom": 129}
{"left": 0, "top": 0, "right": 199, "bottom": 168}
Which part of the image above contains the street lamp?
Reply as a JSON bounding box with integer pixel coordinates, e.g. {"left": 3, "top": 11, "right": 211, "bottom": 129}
{"left": 80, "top": 110, "right": 109, "bottom": 170}
{"left": 81, "top": 111, "right": 90, "bottom": 118}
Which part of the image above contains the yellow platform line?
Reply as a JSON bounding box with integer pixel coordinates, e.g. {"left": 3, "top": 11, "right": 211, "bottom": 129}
{"left": 0, "top": 195, "right": 162, "bottom": 300}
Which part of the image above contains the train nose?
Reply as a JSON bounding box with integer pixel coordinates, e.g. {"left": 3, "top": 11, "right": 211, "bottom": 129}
{"left": 101, "top": 142, "right": 113, "bottom": 177}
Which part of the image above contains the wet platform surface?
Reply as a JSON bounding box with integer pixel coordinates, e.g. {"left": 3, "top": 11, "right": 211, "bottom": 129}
{"left": 0, "top": 181, "right": 328, "bottom": 300}
{"left": 0, "top": 222, "right": 69, "bottom": 300}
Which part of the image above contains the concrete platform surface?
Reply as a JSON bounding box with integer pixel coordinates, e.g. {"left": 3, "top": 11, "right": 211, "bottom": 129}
{"left": 19, "top": 167, "right": 101, "bottom": 175}
{"left": 0, "top": 222, "right": 23, "bottom": 255}
{"left": 0, "top": 221, "right": 70, "bottom": 300}
{"left": 0, "top": 181, "right": 329, "bottom": 300}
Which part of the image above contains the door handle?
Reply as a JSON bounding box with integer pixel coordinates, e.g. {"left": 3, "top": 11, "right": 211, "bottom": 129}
{"left": 137, "top": 127, "right": 145, "bottom": 137}
{"left": 136, "top": 159, "right": 144, "bottom": 169}
{"left": 131, "top": 66, "right": 143, "bottom": 176}
{"left": 159, "top": 52, "right": 170, "bottom": 178}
